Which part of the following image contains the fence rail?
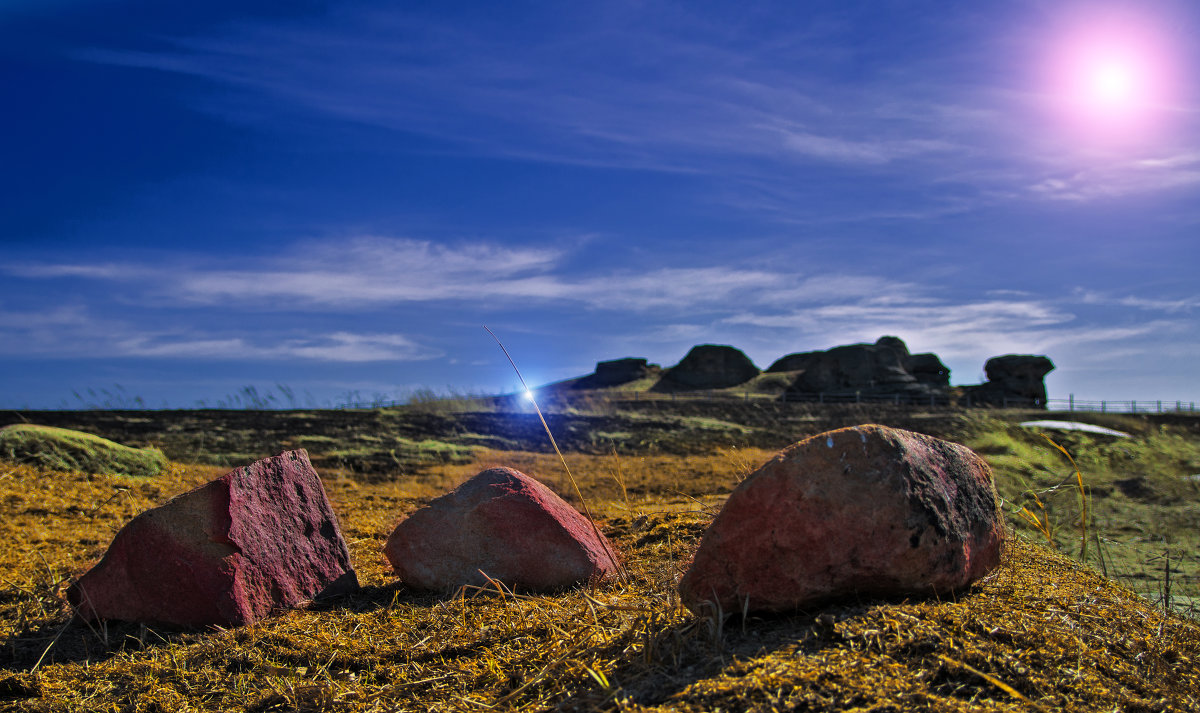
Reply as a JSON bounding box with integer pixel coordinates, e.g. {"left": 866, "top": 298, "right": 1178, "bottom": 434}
{"left": 332, "top": 390, "right": 1198, "bottom": 413}
{"left": 1046, "top": 396, "right": 1198, "bottom": 414}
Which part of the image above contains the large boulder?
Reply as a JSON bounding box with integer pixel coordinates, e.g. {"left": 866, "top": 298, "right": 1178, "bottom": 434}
{"left": 0, "top": 424, "right": 167, "bottom": 477}
{"left": 679, "top": 425, "right": 1004, "bottom": 615}
{"left": 986, "top": 354, "right": 1055, "bottom": 404}
{"left": 385, "top": 467, "right": 619, "bottom": 591}
{"left": 67, "top": 450, "right": 358, "bottom": 627}
{"left": 659, "top": 345, "right": 760, "bottom": 390}
{"left": 772, "top": 336, "right": 949, "bottom": 398}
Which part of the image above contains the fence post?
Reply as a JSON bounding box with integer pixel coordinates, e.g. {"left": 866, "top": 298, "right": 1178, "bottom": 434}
{"left": 856, "top": 391, "right": 861, "bottom": 404}
{"left": 1069, "top": 393, "right": 1074, "bottom": 412}
{"left": 1158, "top": 400, "right": 1162, "bottom": 413}
{"left": 819, "top": 393, "right": 824, "bottom": 404}
{"left": 1101, "top": 400, "right": 1106, "bottom": 413}
{"left": 1131, "top": 400, "right": 1136, "bottom": 414}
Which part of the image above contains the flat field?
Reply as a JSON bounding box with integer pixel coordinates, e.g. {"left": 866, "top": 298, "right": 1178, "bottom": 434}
{"left": 1, "top": 399, "right": 1198, "bottom": 711}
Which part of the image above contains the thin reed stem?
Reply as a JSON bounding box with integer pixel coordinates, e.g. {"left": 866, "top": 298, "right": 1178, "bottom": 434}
{"left": 483, "top": 327, "right": 626, "bottom": 582}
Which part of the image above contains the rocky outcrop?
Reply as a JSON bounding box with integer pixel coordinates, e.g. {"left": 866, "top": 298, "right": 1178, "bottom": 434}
{"left": 572, "top": 358, "right": 661, "bottom": 389}
{"left": 657, "top": 345, "right": 760, "bottom": 390}
{"left": 773, "top": 337, "right": 949, "bottom": 399}
{"left": 67, "top": 450, "right": 358, "bottom": 628}
{"left": 679, "top": 425, "right": 1004, "bottom": 614}
{"left": 384, "top": 467, "right": 620, "bottom": 592}
{"left": 964, "top": 355, "right": 1055, "bottom": 407}
{"left": 549, "top": 337, "right": 1052, "bottom": 406}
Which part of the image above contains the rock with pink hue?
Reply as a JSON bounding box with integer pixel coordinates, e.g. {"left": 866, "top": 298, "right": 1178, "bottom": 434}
{"left": 384, "top": 467, "right": 619, "bottom": 591}
{"left": 67, "top": 450, "right": 358, "bottom": 628}
{"left": 679, "top": 424, "right": 1004, "bottom": 615}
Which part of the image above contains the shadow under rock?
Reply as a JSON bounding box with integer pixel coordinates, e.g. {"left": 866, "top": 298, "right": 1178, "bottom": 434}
{"left": 2, "top": 614, "right": 199, "bottom": 671}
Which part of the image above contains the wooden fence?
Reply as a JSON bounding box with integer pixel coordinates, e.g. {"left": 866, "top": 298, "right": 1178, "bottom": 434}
{"left": 334, "top": 390, "right": 1198, "bottom": 413}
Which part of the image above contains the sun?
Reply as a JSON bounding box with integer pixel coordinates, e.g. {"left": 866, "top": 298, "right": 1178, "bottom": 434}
{"left": 1068, "top": 44, "right": 1151, "bottom": 119}
{"left": 1087, "top": 57, "right": 1137, "bottom": 108}
{"left": 1037, "top": 6, "right": 1182, "bottom": 144}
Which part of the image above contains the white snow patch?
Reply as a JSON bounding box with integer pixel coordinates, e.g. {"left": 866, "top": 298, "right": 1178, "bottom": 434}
{"left": 1019, "top": 420, "right": 1131, "bottom": 438}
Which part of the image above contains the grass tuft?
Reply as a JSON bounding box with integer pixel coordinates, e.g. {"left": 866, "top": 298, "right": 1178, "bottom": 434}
{"left": 0, "top": 424, "right": 167, "bottom": 478}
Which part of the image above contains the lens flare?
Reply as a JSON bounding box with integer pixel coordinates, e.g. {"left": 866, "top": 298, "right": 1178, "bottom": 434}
{"left": 1036, "top": 4, "right": 1183, "bottom": 147}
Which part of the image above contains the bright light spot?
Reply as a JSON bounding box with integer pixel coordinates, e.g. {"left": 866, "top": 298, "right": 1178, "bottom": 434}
{"left": 1035, "top": 5, "right": 1183, "bottom": 148}
{"left": 524, "top": 389, "right": 535, "bottom": 402}
{"left": 1088, "top": 59, "right": 1135, "bottom": 106}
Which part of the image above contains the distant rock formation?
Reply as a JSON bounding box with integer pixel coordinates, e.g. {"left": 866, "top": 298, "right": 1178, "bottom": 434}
{"left": 558, "top": 336, "right": 1054, "bottom": 408}
{"left": 571, "top": 357, "right": 661, "bottom": 389}
{"left": 657, "top": 344, "right": 760, "bottom": 390}
{"left": 772, "top": 336, "right": 950, "bottom": 399}
{"left": 963, "top": 355, "right": 1055, "bottom": 407}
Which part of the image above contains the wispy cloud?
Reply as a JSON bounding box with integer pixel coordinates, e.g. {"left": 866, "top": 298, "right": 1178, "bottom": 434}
{"left": 0, "top": 302, "right": 440, "bottom": 362}
{"left": 70, "top": 6, "right": 1006, "bottom": 204}
{"left": 1075, "top": 288, "right": 1200, "bottom": 313}
{"left": 114, "top": 331, "right": 440, "bottom": 362}
{"left": 7, "top": 235, "right": 927, "bottom": 315}
{"left": 1028, "top": 154, "right": 1200, "bottom": 201}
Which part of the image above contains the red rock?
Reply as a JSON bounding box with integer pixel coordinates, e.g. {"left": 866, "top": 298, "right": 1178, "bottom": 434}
{"left": 67, "top": 450, "right": 357, "bottom": 627}
{"left": 679, "top": 424, "right": 1004, "bottom": 615}
{"left": 384, "top": 467, "right": 619, "bottom": 591}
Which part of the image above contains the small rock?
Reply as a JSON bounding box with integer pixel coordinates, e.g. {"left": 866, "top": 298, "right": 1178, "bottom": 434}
{"left": 384, "top": 467, "right": 619, "bottom": 591}
{"left": 67, "top": 450, "right": 358, "bottom": 627}
{"left": 679, "top": 424, "right": 1004, "bottom": 614}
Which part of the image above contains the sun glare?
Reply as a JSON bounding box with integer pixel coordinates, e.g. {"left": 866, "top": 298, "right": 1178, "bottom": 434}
{"left": 1088, "top": 59, "right": 1136, "bottom": 107}
{"left": 1037, "top": 5, "right": 1182, "bottom": 146}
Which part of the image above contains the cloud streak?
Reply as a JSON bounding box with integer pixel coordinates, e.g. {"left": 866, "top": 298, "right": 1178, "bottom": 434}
{"left": 3, "top": 230, "right": 1194, "bottom": 404}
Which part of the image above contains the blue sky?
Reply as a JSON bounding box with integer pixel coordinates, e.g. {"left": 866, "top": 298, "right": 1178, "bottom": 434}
{"left": 2, "top": 0, "right": 1198, "bottom": 408}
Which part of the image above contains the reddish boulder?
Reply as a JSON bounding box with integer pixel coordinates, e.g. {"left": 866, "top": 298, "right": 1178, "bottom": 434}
{"left": 679, "top": 425, "right": 1003, "bottom": 614}
{"left": 67, "top": 450, "right": 357, "bottom": 627}
{"left": 385, "top": 467, "right": 619, "bottom": 591}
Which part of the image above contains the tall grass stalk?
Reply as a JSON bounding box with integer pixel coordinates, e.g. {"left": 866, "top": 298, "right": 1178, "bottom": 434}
{"left": 1041, "top": 433, "right": 1090, "bottom": 561}
{"left": 483, "top": 327, "right": 626, "bottom": 581}
{"left": 1008, "top": 435, "right": 1093, "bottom": 563}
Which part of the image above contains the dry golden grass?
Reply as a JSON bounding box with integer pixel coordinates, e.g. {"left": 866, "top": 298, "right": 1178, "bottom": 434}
{"left": 1, "top": 449, "right": 1198, "bottom": 712}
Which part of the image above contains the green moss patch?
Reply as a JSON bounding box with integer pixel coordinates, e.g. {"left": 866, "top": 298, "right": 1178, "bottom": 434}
{"left": 0, "top": 424, "right": 167, "bottom": 477}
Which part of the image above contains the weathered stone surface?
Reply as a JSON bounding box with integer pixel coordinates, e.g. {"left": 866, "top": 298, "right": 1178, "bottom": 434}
{"left": 907, "top": 352, "right": 951, "bottom": 386}
{"left": 773, "top": 337, "right": 949, "bottom": 398}
{"left": 573, "top": 357, "right": 661, "bottom": 388}
{"left": 659, "top": 344, "right": 760, "bottom": 390}
{"left": 679, "top": 425, "right": 1004, "bottom": 614}
{"left": 987, "top": 354, "right": 1055, "bottom": 403}
{"left": 385, "top": 467, "right": 619, "bottom": 591}
{"left": 67, "top": 450, "right": 358, "bottom": 627}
